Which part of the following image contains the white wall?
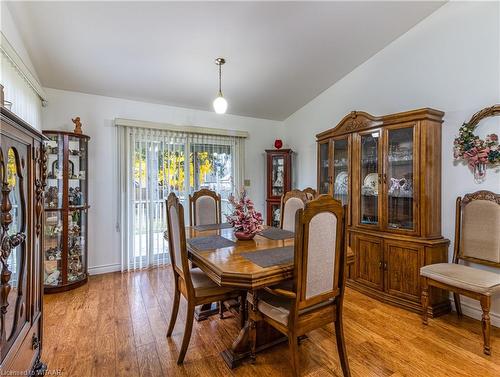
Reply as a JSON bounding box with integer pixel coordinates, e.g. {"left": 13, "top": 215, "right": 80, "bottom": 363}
{"left": 42, "top": 88, "right": 284, "bottom": 274}
{"left": 285, "top": 1, "right": 500, "bottom": 325}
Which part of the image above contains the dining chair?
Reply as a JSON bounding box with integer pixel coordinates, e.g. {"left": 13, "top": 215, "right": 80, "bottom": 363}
{"left": 248, "top": 195, "right": 350, "bottom": 377}
{"left": 189, "top": 188, "right": 221, "bottom": 226}
{"left": 421, "top": 190, "right": 500, "bottom": 355}
{"left": 302, "top": 187, "right": 317, "bottom": 200}
{"left": 280, "top": 190, "right": 308, "bottom": 232}
{"left": 165, "top": 192, "right": 241, "bottom": 364}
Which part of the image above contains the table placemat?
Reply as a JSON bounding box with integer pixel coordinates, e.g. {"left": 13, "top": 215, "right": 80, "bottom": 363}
{"left": 192, "top": 223, "right": 233, "bottom": 231}
{"left": 259, "top": 227, "right": 295, "bottom": 240}
{"left": 187, "top": 235, "right": 236, "bottom": 250}
{"left": 241, "top": 246, "right": 294, "bottom": 268}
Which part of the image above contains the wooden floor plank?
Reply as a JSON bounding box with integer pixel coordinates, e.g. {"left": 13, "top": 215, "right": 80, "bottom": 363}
{"left": 41, "top": 267, "right": 499, "bottom": 377}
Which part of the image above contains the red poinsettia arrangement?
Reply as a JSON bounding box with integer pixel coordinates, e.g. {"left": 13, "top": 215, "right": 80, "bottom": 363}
{"left": 226, "top": 190, "right": 264, "bottom": 237}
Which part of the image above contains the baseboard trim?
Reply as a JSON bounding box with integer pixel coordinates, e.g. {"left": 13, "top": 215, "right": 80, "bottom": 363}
{"left": 451, "top": 297, "right": 500, "bottom": 328}
{"left": 88, "top": 263, "right": 121, "bottom": 276}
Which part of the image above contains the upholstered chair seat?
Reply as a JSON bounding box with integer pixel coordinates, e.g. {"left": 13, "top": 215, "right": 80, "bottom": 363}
{"left": 247, "top": 290, "right": 334, "bottom": 326}
{"left": 421, "top": 263, "right": 500, "bottom": 295}
{"left": 188, "top": 268, "right": 236, "bottom": 297}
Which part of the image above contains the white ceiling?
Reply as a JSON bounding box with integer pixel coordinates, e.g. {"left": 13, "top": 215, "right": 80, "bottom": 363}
{"left": 6, "top": 1, "right": 444, "bottom": 121}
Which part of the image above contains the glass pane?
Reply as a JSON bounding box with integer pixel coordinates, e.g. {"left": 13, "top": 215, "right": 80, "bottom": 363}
{"left": 68, "top": 136, "right": 87, "bottom": 207}
{"left": 5, "top": 148, "right": 25, "bottom": 340}
{"left": 68, "top": 209, "right": 86, "bottom": 282}
{"left": 319, "top": 142, "right": 329, "bottom": 194}
{"left": 270, "top": 203, "right": 281, "bottom": 228}
{"left": 387, "top": 128, "right": 414, "bottom": 230}
{"left": 360, "top": 132, "right": 379, "bottom": 225}
{"left": 45, "top": 134, "right": 64, "bottom": 209}
{"left": 44, "top": 211, "right": 63, "bottom": 286}
{"left": 189, "top": 143, "right": 233, "bottom": 217}
{"left": 333, "top": 139, "right": 348, "bottom": 205}
{"left": 271, "top": 155, "right": 285, "bottom": 196}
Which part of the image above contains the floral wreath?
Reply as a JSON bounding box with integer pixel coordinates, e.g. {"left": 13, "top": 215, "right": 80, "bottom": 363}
{"left": 453, "top": 105, "right": 500, "bottom": 180}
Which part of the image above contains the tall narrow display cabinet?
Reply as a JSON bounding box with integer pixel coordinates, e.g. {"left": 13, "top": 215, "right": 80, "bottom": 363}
{"left": 316, "top": 108, "right": 451, "bottom": 317}
{"left": 1, "top": 107, "right": 46, "bottom": 375}
{"left": 266, "top": 149, "right": 293, "bottom": 227}
{"left": 43, "top": 130, "right": 90, "bottom": 292}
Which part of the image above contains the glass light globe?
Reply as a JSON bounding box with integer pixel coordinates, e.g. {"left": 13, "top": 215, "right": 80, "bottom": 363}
{"left": 213, "top": 94, "right": 228, "bottom": 114}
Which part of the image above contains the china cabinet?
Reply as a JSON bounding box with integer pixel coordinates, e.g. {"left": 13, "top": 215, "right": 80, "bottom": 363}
{"left": 316, "top": 108, "right": 451, "bottom": 316}
{"left": 43, "top": 130, "right": 90, "bottom": 293}
{"left": 265, "top": 149, "right": 293, "bottom": 227}
{"left": 0, "top": 107, "right": 46, "bottom": 375}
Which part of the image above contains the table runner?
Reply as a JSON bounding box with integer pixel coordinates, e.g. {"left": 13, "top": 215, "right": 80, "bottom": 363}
{"left": 188, "top": 235, "right": 236, "bottom": 251}
{"left": 259, "top": 227, "right": 295, "bottom": 240}
{"left": 241, "top": 246, "right": 294, "bottom": 268}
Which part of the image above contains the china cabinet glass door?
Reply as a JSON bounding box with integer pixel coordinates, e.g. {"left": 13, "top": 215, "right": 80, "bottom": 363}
{"left": 359, "top": 131, "right": 381, "bottom": 226}
{"left": 384, "top": 126, "right": 417, "bottom": 232}
{"left": 332, "top": 138, "right": 349, "bottom": 205}
{"left": 271, "top": 155, "right": 285, "bottom": 197}
{"left": 318, "top": 140, "right": 331, "bottom": 195}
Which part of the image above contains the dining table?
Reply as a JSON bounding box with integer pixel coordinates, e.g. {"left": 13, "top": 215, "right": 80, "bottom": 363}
{"left": 186, "top": 224, "right": 295, "bottom": 369}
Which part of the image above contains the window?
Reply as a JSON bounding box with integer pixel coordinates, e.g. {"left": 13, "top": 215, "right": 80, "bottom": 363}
{"left": 117, "top": 124, "right": 245, "bottom": 271}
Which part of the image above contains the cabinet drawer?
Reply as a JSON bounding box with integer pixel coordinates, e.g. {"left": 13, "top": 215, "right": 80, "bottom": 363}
{"left": 4, "top": 319, "right": 40, "bottom": 374}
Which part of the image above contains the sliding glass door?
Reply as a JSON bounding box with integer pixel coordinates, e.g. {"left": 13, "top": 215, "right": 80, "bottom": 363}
{"left": 119, "top": 127, "right": 244, "bottom": 271}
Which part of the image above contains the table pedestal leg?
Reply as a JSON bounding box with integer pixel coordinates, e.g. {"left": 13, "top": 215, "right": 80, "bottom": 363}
{"left": 194, "top": 302, "right": 219, "bottom": 321}
{"left": 221, "top": 320, "right": 287, "bottom": 369}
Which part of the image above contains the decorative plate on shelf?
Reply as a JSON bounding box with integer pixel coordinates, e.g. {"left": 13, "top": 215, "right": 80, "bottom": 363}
{"left": 334, "top": 171, "right": 348, "bottom": 195}
{"left": 362, "top": 173, "right": 378, "bottom": 195}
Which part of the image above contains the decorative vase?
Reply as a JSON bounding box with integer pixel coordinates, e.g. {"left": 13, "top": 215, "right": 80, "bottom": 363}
{"left": 234, "top": 231, "right": 256, "bottom": 241}
{"left": 274, "top": 139, "right": 283, "bottom": 149}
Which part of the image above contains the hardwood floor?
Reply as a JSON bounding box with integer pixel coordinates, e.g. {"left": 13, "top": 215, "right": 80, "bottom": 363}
{"left": 42, "top": 267, "right": 499, "bottom": 377}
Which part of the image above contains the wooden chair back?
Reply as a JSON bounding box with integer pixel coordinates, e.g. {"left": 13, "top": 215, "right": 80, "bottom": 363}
{"left": 189, "top": 188, "right": 222, "bottom": 226}
{"left": 280, "top": 190, "right": 308, "bottom": 231}
{"left": 166, "top": 193, "right": 195, "bottom": 295}
{"left": 302, "top": 187, "right": 317, "bottom": 200}
{"left": 291, "top": 195, "right": 345, "bottom": 312}
{"left": 454, "top": 190, "right": 500, "bottom": 267}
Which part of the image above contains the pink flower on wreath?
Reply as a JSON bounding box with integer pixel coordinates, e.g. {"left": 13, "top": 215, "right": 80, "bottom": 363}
{"left": 489, "top": 134, "right": 498, "bottom": 142}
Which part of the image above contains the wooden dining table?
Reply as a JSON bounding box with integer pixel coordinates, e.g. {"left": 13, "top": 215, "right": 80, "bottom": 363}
{"left": 186, "top": 225, "right": 295, "bottom": 368}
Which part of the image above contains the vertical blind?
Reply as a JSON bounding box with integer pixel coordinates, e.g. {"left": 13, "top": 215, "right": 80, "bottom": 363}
{"left": 1, "top": 40, "right": 43, "bottom": 129}
{"left": 117, "top": 124, "right": 245, "bottom": 272}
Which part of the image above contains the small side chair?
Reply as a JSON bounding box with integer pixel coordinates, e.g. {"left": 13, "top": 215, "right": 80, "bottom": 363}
{"left": 420, "top": 190, "right": 500, "bottom": 355}
{"left": 248, "top": 195, "right": 351, "bottom": 377}
{"left": 165, "top": 193, "right": 241, "bottom": 364}
{"left": 280, "top": 190, "right": 308, "bottom": 232}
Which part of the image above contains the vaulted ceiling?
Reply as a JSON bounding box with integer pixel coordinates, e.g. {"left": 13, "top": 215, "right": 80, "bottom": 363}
{"left": 6, "top": 1, "right": 444, "bottom": 120}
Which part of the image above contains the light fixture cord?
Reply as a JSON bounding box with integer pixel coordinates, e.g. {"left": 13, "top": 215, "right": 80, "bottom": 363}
{"left": 218, "top": 62, "right": 222, "bottom": 95}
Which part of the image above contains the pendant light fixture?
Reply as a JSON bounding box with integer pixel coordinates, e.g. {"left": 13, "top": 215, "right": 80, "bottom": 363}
{"left": 213, "top": 57, "right": 228, "bottom": 114}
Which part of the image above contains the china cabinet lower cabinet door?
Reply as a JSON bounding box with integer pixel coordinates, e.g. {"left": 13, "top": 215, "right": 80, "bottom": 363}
{"left": 384, "top": 240, "right": 424, "bottom": 302}
{"left": 354, "top": 234, "right": 384, "bottom": 291}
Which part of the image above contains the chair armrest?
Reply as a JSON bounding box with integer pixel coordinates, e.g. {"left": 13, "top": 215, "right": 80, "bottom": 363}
{"left": 264, "top": 287, "right": 296, "bottom": 299}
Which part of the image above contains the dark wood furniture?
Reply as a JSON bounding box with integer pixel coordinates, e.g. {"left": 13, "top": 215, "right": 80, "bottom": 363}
{"left": 188, "top": 188, "right": 224, "bottom": 320}
{"left": 165, "top": 193, "right": 242, "bottom": 364}
{"left": 188, "top": 188, "right": 222, "bottom": 226}
{"left": 279, "top": 190, "right": 308, "bottom": 232}
{"left": 266, "top": 149, "right": 293, "bottom": 227}
{"left": 42, "top": 130, "right": 90, "bottom": 293}
{"left": 186, "top": 224, "right": 296, "bottom": 368}
{"left": 316, "top": 108, "right": 450, "bottom": 317}
{"left": 302, "top": 187, "right": 317, "bottom": 200}
{"left": 421, "top": 191, "right": 500, "bottom": 355}
{"left": 248, "top": 196, "right": 350, "bottom": 377}
{"left": 1, "top": 107, "right": 46, "bottom": 375}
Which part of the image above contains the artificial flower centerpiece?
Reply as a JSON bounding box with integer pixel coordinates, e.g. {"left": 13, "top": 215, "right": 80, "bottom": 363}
{"left": 226, "top": 190, "right": 264, "bottom": 240}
